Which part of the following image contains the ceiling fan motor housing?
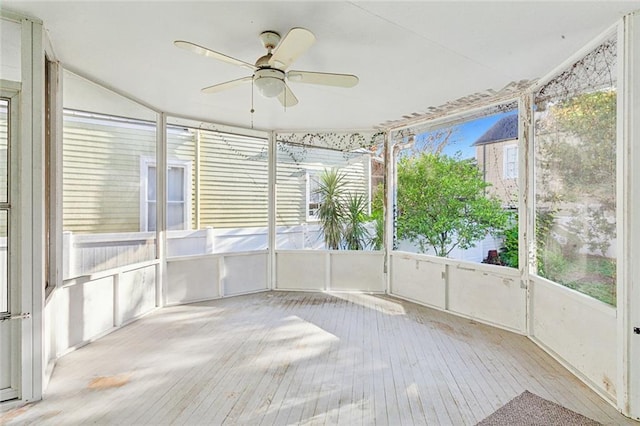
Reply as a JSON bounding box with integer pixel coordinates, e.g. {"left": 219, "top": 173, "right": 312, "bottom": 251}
{"left": 259, "top": 31, "right": 281, "bottom": 50}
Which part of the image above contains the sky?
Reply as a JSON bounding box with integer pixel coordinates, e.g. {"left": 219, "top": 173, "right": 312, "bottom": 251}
{"left": 415, "top": 110, "right": 517, "bottom": 159}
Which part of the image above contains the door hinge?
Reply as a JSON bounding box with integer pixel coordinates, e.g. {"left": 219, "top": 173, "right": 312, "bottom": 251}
{"left": 0, "top": 312, "right": 31, "bottom": 321}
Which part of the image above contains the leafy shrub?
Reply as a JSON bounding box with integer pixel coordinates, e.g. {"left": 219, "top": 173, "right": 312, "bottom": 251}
{"left": 499, "top": 216, "right": 518, "bottom": 268}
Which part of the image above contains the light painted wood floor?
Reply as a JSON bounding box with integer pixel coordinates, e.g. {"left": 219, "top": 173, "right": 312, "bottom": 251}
{"left": 2, "top": 291, "right": 636, "bottom": 425}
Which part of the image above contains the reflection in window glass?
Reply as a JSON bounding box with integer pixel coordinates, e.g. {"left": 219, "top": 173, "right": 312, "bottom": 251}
{"left": 0, "top": 210, "right": 6, "bottom": 313}
{"left": 394, "top": 108, "right": 517, "bottom": 266}
{"left": 306, "top": 171, "right": 321, "bottom": 221}
{"left": 0, "top": 99, "right": 7, "bottom": 312}
{"left": 534, "top": 36, "right": 617, "bottom": 305}
{"left": 0, "top": 99, "right": 7, "bottom": 204}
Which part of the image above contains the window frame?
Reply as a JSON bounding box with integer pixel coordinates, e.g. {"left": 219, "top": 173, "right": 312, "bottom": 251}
{"left": 140, "top": 157, "right": 192, "bottom": 232}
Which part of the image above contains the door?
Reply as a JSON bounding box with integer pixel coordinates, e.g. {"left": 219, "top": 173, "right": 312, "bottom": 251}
{"left": 0, "top": 92, "right": 19, "bottom": 402}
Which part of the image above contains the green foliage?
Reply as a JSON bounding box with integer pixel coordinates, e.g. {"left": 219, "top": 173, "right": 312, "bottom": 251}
{"left": 499, "top": 214, "right": 518, "bottom": 268}
{"left": 564, "top": 281, "right": 615, "bottom": 306}
{"left": 538, "top": 90, "right": 616, "bottom": 246}
{"left": 343, "top": 193, "right": 371, "bottom": 250}
{"left": 535, "top": 209, "right": 557, "bottom": 277}
{"left": 543, "top": 90, "right": 616, "bottom": 201}
{"left": 549, "top": 255, "right": 616, "bottom": 306}
{"left": 535, "top": 90, "right": 617, "bottom": 305}
{"left": 316, "top": 169, "right": 347, "bottom": 250}
{"left": 371, "top": 183, "right": 384, "bottom": 215}
{"left": 315, "top": 168, "right": 372, "bottom": 250}
{"left": 396, "top": 153, "right": 509, "bottom": 257}
{"left": 566, "top": 205, "right": 616, "bottom": 257}
{"left": 370, "top": 183, "right": 385, "bottom": 250}
{"left": 536, "top": 209, "right": 616, "bottom": 305}
{"left": 540, "top": 248, "right": 569, "bottom": 279}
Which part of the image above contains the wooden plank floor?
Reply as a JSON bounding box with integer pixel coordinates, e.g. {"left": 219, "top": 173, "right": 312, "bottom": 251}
{"left": 3, "top": 291, "right": 635, "bottom": 425}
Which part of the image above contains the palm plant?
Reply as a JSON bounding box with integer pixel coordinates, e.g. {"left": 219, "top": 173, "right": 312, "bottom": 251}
{"left": 343, "top": 192, "right": 371, "bottom": 250}
{"left": 316, "top": 168, "right": 347, "bottom": 249}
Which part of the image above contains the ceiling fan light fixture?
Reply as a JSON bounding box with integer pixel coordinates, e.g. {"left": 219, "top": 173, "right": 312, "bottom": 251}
{"left": 254, "top": 68, "right": 285, "bottom": 98}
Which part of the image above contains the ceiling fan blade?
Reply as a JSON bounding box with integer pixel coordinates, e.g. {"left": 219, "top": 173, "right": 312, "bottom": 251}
{"left": 268, "top": 28, "right": 316, "bottom": 69}
{"left": 174, "top": 40, "right": 256, "bottom": 71}
{"left": 287, "top": 70, "right": 359, "bottom": 88}
{"left": 201, "top": 76, "right": 253, "bottom": 94}
{"left": 277, "top": 83, "right": 299, "bottom": 107}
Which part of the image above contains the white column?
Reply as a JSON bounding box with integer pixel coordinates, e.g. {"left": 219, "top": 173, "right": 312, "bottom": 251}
{"left": 48, "top": 59, "right": 63, "bottom": 290}
{"left": 618, "top": 10, "right": 640, "bottom": 421}
{"left": 19, "top": 17, "right": 46, "bottom": 402}
{"left": 518, "top": 94, "right": 535, "bottom": 335}
{"left": 156, "top": 112, "right": 167, "bottom": 307}
{"left": 268, "top": 131, "right": 276, "bottom": 289}
{"left": 384, "top": 131, "right": 393, "bottom": 294}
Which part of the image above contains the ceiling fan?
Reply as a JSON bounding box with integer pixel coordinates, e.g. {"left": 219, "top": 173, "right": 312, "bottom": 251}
{"left": 174, "top": 28, "right": 359, "bottom": 107}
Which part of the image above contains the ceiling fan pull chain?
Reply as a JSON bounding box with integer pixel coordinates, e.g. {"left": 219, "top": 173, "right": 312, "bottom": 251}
{"left": 250, "top": 78, "right": 255, "bottom": 129}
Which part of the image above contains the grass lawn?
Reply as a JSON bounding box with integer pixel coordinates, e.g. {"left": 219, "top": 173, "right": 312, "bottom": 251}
{"left": 543, "top": 254, "right": 616, "bottom": 306}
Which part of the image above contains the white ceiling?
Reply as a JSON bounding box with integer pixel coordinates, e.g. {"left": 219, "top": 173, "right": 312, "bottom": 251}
{"left": 2, "top": 1, "right": 638, "bottom": 131}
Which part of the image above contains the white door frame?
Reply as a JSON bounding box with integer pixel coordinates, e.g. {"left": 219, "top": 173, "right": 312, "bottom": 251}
{"left": 0, "top": 83, "right": 21, "bottom": 403}
{"left": 0, "top": 14, "right": 48, "bottom": 404}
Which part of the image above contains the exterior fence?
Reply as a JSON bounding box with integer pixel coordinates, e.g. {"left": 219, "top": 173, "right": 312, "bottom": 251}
{"left": 62, "top": 225, "right": 327, "bottom": 280}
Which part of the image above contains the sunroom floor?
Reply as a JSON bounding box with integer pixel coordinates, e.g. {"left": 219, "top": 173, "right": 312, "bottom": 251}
{"left": 3, "top": 291, "right": 634, "bottom": 425}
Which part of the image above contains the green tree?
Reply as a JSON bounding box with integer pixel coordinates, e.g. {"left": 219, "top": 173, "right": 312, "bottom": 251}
{"left": 396, "top": 153, "right": 508, "bottom": 257}
{"left": 499, "top": 214, "right": 519, "bottom": 268}
{"left": 540, "top": 90, "right": 616, "bottom": 203}
{"left": 537, "top": 90, "right": 616, "bottom": 265}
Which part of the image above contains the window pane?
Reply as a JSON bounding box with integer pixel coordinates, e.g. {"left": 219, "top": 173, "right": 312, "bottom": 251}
{"left": 276, "top": 143, "right": 373, "bottom": 250}
{"left": 393, "top": 108, "right": 517, "bottom": 267}
{"left": 307, "top": 173, "right": 321, "bottom": 220}
{"left": 165, "top": 120, "right": 268, "bottom": 256}
{"left": 147, "top": 201, "right": 156, "bottom": 232}
{"left": 147, "top": 166, "right": 156, "bottom": 202}
{"left": 63, "top": 70, "right": 157, "bottom": 279}
{"left": 0, "top": 19, "right": 21, "bottom": 82}
{"left": 167, "top": 125, "right": 196, "bottom": 232}
{"left": 0, "top": 98, "right": 8, "bottom": 204}
{"left": 534, "top": 36, "right": 617, "bottom": 305}
{"left": 0, "top": 210, "right": 7, "bottom": 313}
{"left": 199, "top": 129, "right": 268, "bottom": 252}
{"left": 167, "top": 203, "right": 185, "bottom": 230}
{"left": 167, "top": 166, "right": 184, "bottom": 202}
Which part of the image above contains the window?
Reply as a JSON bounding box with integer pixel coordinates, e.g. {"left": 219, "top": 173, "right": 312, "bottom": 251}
{"left": 534, "top": 35, "right": 617, "bottom": 305}
{"left": 306, "top": 171, "right": 321, "bottom": 221}
{"left": 276, "top": 140, "right": 372, "bottom": 250}
{"left": 503, "top": 145, "right": 518, "bottom": 179}
{"left": 1, "top": 97, "right": 10, "bottom": 313}
{"left": 394, "top": 106, "right": 517, "bottom": 263}
{"left": 141, "top": 159, "right": 192, "bottom": 231}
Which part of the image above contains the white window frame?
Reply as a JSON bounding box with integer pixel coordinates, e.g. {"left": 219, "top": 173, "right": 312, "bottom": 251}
{"left": 306, "top": 171, "right": 321, "bottom": 222}
{"left": 140, "top": 157, "right": 192, "bottom": 231}
{"left": 503, "top": 144, "right": 518, "bottom": 179}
